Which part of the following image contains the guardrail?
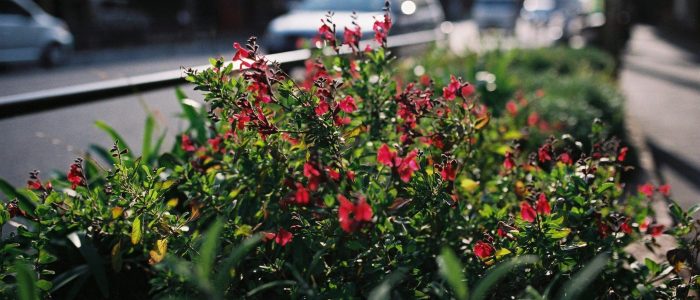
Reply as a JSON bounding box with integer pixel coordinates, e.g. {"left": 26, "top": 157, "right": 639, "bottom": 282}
{"left": 0, "top": 29, "right": 443, "bottom": 120}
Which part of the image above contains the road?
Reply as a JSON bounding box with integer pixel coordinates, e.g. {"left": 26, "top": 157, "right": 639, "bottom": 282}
{"left": 0, "top": 20, "right": 551, "bottom": 187}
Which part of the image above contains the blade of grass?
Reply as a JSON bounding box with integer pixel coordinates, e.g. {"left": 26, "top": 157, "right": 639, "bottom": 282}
{"left": 471, "top": 255, "right": 539, "bottom": 300}
{"left": 438, "top": 247, "right": 468, "bottom": 300}
{"left": 557, "top": 252, "right": 610, "bottom": 300}
{"left": 94, "top": 120, "right": 133, "bottom": 160}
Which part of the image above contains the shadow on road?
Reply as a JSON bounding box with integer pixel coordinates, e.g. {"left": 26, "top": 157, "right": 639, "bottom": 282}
{"left": 647, "top": 137, "right": 700, "bottom": 191}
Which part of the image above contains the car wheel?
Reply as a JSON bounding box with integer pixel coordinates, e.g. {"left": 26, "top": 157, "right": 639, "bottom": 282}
{"left": 40, "top": 43, "right": 68, "bottom": 68}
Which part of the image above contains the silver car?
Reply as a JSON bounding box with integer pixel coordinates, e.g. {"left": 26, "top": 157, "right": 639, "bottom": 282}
{"left": 262, "top": 0, "right": 445, "bottom": 53}
{"left": 472, "top": 0, "right": 520, "bottom": 34}
{"left": 0, "top": 0, "right": 73, "bottom": 67}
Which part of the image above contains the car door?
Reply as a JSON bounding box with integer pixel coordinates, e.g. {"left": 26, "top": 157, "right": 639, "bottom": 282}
{"left": 0, "top": 0, "right": 42, "bottom": 61}
{"left": 395, "top": 0, "right": 444, "bottom": 32}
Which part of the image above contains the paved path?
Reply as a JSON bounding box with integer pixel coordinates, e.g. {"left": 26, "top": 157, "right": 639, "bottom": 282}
{"left": 620, "top": 25, "right": 700, "bottom": 210}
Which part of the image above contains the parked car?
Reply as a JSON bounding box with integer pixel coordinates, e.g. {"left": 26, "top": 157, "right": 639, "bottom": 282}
{"left": 472, "top": 0, "right": 520, "bottom": 34}
{"left": 262, "top": 0, "right": 445, "bottom": 53}
{"left": 520, "top": 0, "right": 584, "bottom": 41}
{"left": 0, "top": 0, "right": 73, "bottom": 67}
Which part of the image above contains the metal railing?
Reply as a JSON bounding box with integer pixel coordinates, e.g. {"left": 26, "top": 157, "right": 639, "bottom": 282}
{"left": 0, "top": 29, "right": 442, "bottom": 120}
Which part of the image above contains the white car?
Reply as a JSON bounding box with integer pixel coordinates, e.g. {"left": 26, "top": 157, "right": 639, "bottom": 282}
{"left": 0, "top": 0, "right": 74, "bottom": 67}
{"left": 262, "top": 0, "right": 445, "bottom": 53}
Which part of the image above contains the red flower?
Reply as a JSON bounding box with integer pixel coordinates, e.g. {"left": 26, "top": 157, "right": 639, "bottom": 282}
{"left": 181, "top": 134, "right": 196, "bottom": 152}
{"left": 27, "top": 180, "right": 42, "bottom": 190}
{"left": 208, "top": 137, "right": 223, "bottom": 153}
{"left": 558, "top": 152, "right": 573, "bottom": 165}
{"left": 232, "top": 42, "right": 252, "bottom": 62}
{"left": 638, "top": 183, "right": 655, "bottom": 197}
{"left": 640, "top": 218, "right": 650, "bottom": 232}
{"left": 303, "top": 162, "right": 321, "bottom": 178}
{"left": 6, "top": 202, "right": 25, "bottom": 218}
{"left": 315, "top": 100, "right": 330, "bottom": 116}
{"left": 506, "top": 101, "right": 518, "bottom": 116}
{"left": 396, "top": 150, "right": 420, "bottom": 183}
{"left": 535, "top": 193, "right": 551, "bottom": 215}
{"left": 318, "top": 22, "right": 334, "bottom": 42}
{"left": 618, "top": 146, "right": 628, "bottom": 162}
{"left": 274, "top": 228, "right": 293, "bottom": 246}
{"left": 527, "top": 112, "right": 539, "bottom": 127}
{"left": 339, "top": 95, "right": 357, "bottom": 113}
{"left": 338, "top": 194, "right": 373, "bottom": 233}
{"left": 343, "top": 26, "right": 362, "bottom": 48}
{"left": 295, "top": 182, "right": 310, "bottom": 205}
{"left": 333, "top": 115, "right": 351, "bottom": 126}
{"left": 520, "top": 201, "right": 537, "bottom": 223}
{"left": 473, "top": 240, "right": 494, "bottom": 259}
{"left": 377, "top": 144, "right": 397, "bottom": 167}
{"left": 620, "top": 219, "right": 633, "bottom": 234}
{"left": 538, "top": 144, "right": 552, "bottom": 163}
{"left": 439, "top": 160, "right": 458, "bottom": 181}
{"left": 461, "top": 84, "right": 475, "bottom": 98}
{"left": 649, "top": 224, "right": 665, "bottom": 237}
{"left": 442, "top": 75, "right": 461, "bottom": 101}
{"left": 327, "top": 168, "right": 341, "bottom": 181}
{"left": 497, "top": 228, "right": 507, "bottom": 238}
{"left": 503, "top": 151, "right": 516, "bottom": 170}
{"left": 372, "top": 14, "right": 392, "bottom": 45}
{"left": 346, "top": 170, "right": 356, "bottom": 181}
{"left": 67, "top": 163, "right": 85, "bottom": 190}
{"left": 658, "top": 184, "right": 671, "bottom": 197}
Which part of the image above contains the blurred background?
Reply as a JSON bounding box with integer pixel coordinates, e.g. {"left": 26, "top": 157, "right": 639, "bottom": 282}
{"left": 0, "top": 0, "right": 699, "bottom": 207}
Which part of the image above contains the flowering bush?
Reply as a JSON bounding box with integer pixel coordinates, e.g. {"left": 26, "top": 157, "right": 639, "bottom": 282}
{"left": 1, "top": 6, "right": 699, "bottom": 299}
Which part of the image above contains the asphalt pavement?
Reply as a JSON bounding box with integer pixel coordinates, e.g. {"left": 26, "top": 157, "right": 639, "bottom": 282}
{"left": 620, "top": 25, "right": 700, "bottom": 210}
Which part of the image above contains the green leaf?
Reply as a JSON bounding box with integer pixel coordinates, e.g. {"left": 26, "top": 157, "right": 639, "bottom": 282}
{"left": 131, "top": 217, "right": 142, "bottom": 245}
{"left": 214, "top": 234, "right": 263, "bottom": 291}
{"left": 38, "top": 249, "right": 57, "bottom": 264}
{"left": 687, "top": 204, "right": 700, "bottom": 217}
{"left": 15, "top": 261, "right": 38, "bottom": 300}
{"left": 67, "top": 232, "right": 109, "bottom": 298}
{"left": 557, "top": 252, "right": 609, "bottom": 300}
{"left": 198, "top": 219, "right": 224, "bottom": 287}
{"left": 471, "top": 255, "right": 539, "bottom": 300}
{"left": 245, "top": 280, "right": 296, "bottom": 297}
{"left": 547, "top": 228, "right": 571, "bottom": 239}
{"left": 141, "top": 113, "right": 155, "bottom": 163}
{"left": 94, "top": 120, "right": 133, "bottom": 160}
{"left": 176, "top": 87, "right": 207, "bottom": 143}
{"left": 36, "top": 280, "right": 52, "bottom": 291}
{"left": 595, "top": 182, "right": 615, "bottom": 194}
{"left": 644, "top": 258, "right": 660, "bottom": 275}
{"left": 368, "top": 268, "right": 407, "bottom": 300}
{"left": 0, "top": 179, "right": 36, "bottom": 217}
{"left": 89, "top": 145, "right": 117, "bottom": 165}
{"left": 437, "top": 247, "right": 468, "bottom": 300}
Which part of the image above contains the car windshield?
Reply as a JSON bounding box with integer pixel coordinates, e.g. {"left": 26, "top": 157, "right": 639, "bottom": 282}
{"left": 296, "top": 0, "right": 385, "bottom": 12}
{"left": 523, "top": 0, "right": 556, "bottom": 11}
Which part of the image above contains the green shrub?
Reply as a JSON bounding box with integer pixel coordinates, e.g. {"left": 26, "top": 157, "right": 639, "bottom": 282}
{"left": 1, "top": 12, "right": 697, "bottom": 299}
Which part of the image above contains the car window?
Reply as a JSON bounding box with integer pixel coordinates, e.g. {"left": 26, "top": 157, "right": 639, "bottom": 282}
{"left": 0, "top": 0, "right": 31, "bottom": 17}
{"left": 297, "top": 0, "right": 384, "bottom": 12}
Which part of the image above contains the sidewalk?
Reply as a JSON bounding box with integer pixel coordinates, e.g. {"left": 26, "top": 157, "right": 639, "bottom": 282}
{"left": 620, "top": 25, "right": 700, "bottom": 211}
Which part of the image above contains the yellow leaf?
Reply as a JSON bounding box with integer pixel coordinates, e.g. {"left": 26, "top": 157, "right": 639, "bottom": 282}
{"left": 503, "top": 130, "right": 522, "bottom": 140}
{"left": 474, "top": 113, "right": 490, "bottom": 130}
{"left": 111, "top": 207, "right": 123, "bottom": 219}
{"left": 343, "top": 125, "right": 366, "bottom": 139}
{"left": 166, "top": 198, "right": 178, "bottom": 208}
{"left": 131, "top": 217, "right": 142, "bottom": 245}
{"left": 111, "top": 242, "right": 122, "bottom": 272}
{"left": 148, "top": 239, "right": 168, "bottom": 265}
{"left": 495, "top": 248, "right": 512, "bottom": 259}
{"left": 460, "top": 178, "right": 479, "bottom": 193}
